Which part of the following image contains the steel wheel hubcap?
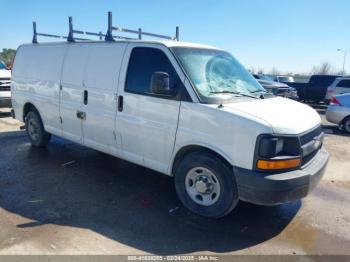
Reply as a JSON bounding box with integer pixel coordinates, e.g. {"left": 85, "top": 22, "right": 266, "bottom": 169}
{"left": 28, "top": 118, "right": 39, "bottom": 141}
{"left": 185, "top": 167, "right": 221, "bottom": 206}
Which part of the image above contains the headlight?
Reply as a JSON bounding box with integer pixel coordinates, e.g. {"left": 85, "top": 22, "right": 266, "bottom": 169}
{"left": 256, "top": 135, "right": 301, "bottom": 171}
{"left": 259, "top": 137, "right": 284, "bottom": 158}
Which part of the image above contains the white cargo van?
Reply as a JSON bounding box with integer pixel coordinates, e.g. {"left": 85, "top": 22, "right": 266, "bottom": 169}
{"left": 11, "top": 17, "right": 329, "bottom": 218}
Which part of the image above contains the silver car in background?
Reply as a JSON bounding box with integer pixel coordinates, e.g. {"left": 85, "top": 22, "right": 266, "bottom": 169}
{"left": 325, "top": 77, "right": 350, "bottom": 101}
{"left": 326, "top": 93, "right": 350, "bottom": 133}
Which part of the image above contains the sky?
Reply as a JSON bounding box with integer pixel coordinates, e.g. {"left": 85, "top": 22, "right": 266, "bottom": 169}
{"left": 1, "top": 0, "right": 349, "bottom": 74}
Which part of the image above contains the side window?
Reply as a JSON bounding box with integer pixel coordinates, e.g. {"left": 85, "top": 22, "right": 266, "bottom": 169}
{"left": 125, "top": 47, "right": 180, "bottom": 96}
{"left": 337, "top": 80, "right": 350, "bottom": 88}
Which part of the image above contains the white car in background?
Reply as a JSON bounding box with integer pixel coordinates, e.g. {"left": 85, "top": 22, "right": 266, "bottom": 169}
{"left": 272, "top": 75, "right": 295, "bottom": 84}
{"left": 325, "top": 77, "right": 350, "bottom": 101}
{"left": 326, "top": 94, "right": 350, "bottom": 133}
{"left": 0, "top": 60, "right": 11, "bottom": 107}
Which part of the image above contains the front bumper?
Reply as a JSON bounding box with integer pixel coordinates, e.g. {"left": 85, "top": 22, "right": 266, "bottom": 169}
{"left": 234, "top": 148, "right": 329, "bottom": 205}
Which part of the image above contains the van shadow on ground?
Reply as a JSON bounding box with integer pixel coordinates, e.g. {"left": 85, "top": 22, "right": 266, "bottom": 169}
{"left": 0, "top": 134, "right": 301, "bottom": 255}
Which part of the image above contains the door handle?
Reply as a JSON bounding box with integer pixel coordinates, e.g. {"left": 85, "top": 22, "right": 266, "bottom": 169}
{"left": 76, "top": 111, "right": 86, "bottom": 120}
{"left": 118, "top": 95, "right": 123, "bottom": 112}
{"left": 83, "top": 90, "right": 88, "bottom": 105}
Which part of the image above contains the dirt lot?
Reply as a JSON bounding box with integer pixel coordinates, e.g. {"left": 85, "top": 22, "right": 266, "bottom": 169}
{"left": 0, "top": 105, "right": 349, "bottom": 255}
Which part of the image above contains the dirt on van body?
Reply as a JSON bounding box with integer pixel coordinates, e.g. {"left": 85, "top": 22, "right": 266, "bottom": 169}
{"left": 0, "top": 106, "right": 350, "bottom": 255}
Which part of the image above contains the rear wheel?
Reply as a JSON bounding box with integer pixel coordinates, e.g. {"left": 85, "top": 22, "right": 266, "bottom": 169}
{"left": 342, "top": 117, "right": 350, "bottom": 134}
{"left": 25, "top": 111, "right": 51, "bottom": 147}
{"left": 174, "top": 151, "right": 239, "bottom": 218}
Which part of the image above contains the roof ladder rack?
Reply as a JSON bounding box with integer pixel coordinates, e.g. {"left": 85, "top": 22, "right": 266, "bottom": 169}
{"left": 32, "top": 17, "right": 103, "bottom": 43}
{"left": 32, "top": 11, "right": 180, "bottom": 43}
{"left": 105, "top": 11, "right": 179, "bottom": 42}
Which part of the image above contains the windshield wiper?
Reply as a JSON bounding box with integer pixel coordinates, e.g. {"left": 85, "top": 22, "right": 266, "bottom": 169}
{"left": 209, "top": 90, "right": 259, "bottom": 99}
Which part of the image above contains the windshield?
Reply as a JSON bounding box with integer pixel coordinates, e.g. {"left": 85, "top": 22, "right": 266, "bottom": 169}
{"left": 171, "top": 47, "right": 265, "bottom": 103}
{"left": 0, "top": 61, "right": 8, "bottom": 70}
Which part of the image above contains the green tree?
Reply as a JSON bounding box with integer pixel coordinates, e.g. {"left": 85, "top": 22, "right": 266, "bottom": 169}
{"left": 0, "top": 48, "right": 16, "bottom": 67}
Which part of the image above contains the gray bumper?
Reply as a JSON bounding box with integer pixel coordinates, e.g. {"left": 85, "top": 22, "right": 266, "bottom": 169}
{"left": 234, "top": 148, "right": 329, "bottom": 205}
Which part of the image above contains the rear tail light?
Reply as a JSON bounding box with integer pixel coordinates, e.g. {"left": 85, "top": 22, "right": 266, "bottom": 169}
{"left": 330, "top": 97, "right": 342, "bottom": 106}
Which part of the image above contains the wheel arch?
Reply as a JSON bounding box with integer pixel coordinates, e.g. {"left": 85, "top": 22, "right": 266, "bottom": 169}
{"left": 170, "top": 144, "right": 234, "bottom": 176}
{"left": 23, "top": 102, "right": 40, "bottom": 122}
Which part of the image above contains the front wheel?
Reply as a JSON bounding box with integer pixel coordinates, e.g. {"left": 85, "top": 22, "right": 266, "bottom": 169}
{"left": 25, "top": 110, "right": 51, "bottom": 147}
{"left": 174, "top": 151, "right": 239, "bottom": 218}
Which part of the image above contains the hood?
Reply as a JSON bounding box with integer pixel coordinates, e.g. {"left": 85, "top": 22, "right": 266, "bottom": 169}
{"left": 222, "top": 97, "right": 321, "bottom": 134}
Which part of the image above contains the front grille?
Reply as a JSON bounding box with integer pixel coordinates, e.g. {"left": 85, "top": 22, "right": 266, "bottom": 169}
{"left": 300, "top": 125, "right": 323, "bottom": 166}
{"left": 300, "top": 125, "right": 322, "bottom": 145}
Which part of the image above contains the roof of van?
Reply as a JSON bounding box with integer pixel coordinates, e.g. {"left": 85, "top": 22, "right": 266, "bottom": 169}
{"left": 19, "top": 39, "right": 221, "bottom": 50}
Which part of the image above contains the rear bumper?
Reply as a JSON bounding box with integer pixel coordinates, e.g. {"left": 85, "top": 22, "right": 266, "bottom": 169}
{"left": 234, "top": 148, "right": 329, "bottom": 205}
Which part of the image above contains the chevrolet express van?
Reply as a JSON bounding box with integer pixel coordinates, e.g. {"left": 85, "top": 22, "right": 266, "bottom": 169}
{"left": 11, "top": 40, "right": 329, "bottom": 218}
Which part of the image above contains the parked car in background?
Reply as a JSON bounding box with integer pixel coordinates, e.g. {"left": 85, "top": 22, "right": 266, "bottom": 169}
{"left": 326, "top": 94, "right": 350, "bottom": 133}
{"left": 253, "top": 74, "right": 298, "bottom": 99}
{"left": 0, "top": 60, "right": 12, "bottom": 107}
{"left": 325, "top": 77, "right": 350, "bottom": 101}
{"left": 272, "top": 75, "right": 295, "bottom": 84}
{"left": 288, "top": 75, "right": 341, "bottom": 103}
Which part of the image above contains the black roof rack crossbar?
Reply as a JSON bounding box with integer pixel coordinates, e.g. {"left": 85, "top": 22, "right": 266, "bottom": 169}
{"left": 73, "top": 30, "right": 104, "bottom": 40}
{"left": 32, "top": 20, "right": 94, "bottom": 43}
{"left": 105, "top": 11, "right": 179, "bottom": 42}
{"left": 32, "top": 12, "right": 180, "bottom": 44}
{"left": 112, "top": 27, "right": 172, "bottom": 40}
{"left": 73, "top": 30, "right": 137, "bottom": 40}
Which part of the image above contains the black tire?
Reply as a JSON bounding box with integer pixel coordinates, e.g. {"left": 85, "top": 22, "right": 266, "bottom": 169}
{"left": 174, "top": 151, "right": 239, "bottom": 218}
{"left": 25, "top": 110, "right": 51, "bottom": 147}
{"left": 342, "top": 116, "right": 350, "bottom": 134}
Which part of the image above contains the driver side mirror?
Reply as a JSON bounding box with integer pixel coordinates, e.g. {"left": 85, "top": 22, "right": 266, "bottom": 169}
{"left": 150, "top": 72, "right": 171, "bottom": 95}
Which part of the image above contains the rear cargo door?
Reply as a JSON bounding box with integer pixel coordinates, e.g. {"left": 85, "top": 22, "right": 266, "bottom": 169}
{"left": 81, "top": 43, "right": 127, "bottom": 155}
{"left": 60, "top": 44, "right": 90, "bottom": 143}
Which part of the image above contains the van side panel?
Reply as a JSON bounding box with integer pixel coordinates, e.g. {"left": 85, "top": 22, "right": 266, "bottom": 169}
{"left": 11, "top": 45, "right": 66, "bottom": 135}
{"left": 60, "top": 44, "right": 91, "bottom": 143}
{"left": 82, "top": 43, "right": 127, "bottom": 155}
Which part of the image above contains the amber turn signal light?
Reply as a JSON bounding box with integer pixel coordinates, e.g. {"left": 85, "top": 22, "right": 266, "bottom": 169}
{"left": 257, "top": 158, "right": 301, "bottom": 170}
